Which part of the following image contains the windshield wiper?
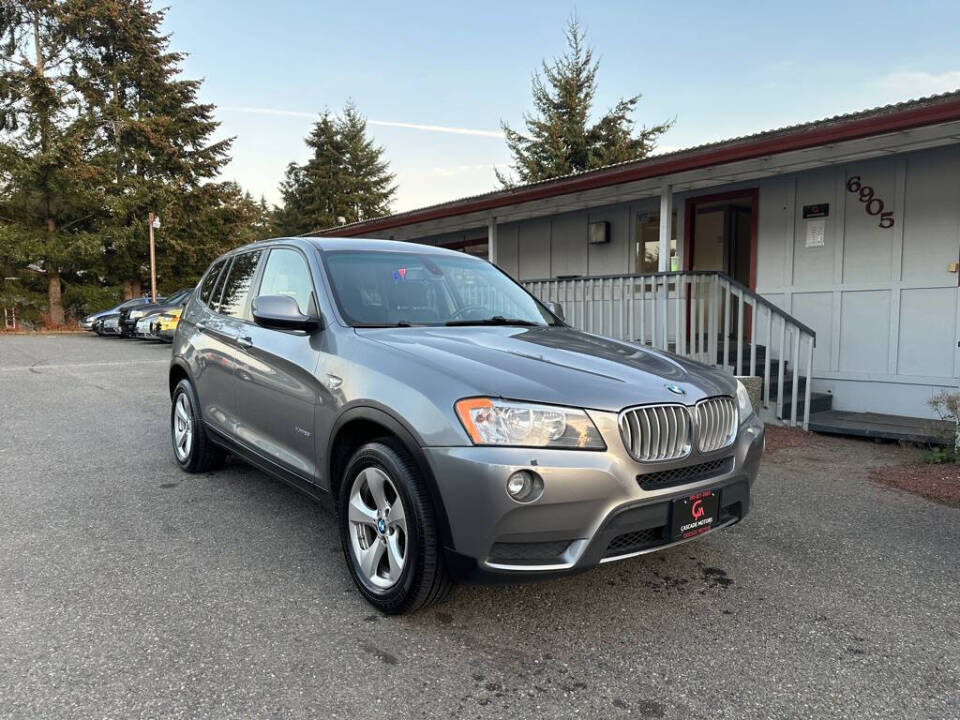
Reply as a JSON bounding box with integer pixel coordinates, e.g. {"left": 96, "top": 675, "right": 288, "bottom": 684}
{"left": 445, "top": 316, "right": 541, "bottom": 327}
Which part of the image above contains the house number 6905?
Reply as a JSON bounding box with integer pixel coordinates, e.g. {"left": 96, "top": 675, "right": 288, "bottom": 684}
{"left": 846, "top": 175, "right": 895, "bottom": 228}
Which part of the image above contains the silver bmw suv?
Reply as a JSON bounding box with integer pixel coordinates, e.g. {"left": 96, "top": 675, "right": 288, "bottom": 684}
{"left": 170, "top": 237, "right": 764, "bottom": 614}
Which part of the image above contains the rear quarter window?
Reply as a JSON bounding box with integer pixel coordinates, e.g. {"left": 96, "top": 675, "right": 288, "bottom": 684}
{"left": 200, "top": 259, "right": 227, "bottom": 306}
{"left": 218, "top": 251, "right": 263, "bottom": 318}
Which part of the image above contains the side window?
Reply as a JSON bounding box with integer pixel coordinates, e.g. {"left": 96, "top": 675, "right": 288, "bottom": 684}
{"left": 218, "top": 251, "right": 262, "bottom": 318}
{"left": 257, "top": 248, "right": 315, "bottom": 316}
{"left": 200, "top": 259, "right": 226, "bottom": 305}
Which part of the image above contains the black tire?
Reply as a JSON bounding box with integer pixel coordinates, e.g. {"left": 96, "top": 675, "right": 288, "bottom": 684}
{"left": 170, "top": 378, "right": 225, "bottom": 473}
{"left": 338, "top": 438, "right": 453, "bottom": 614}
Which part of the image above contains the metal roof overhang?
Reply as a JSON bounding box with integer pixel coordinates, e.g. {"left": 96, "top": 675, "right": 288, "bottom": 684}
{"left": 322, "top": 99, "right": 960, "bottom": 241}
{"left": 387, "top": 120, "right": 960, "bottom": 240}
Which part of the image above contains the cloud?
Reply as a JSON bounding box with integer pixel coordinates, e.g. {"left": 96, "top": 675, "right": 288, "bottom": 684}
{"left": 874, "top": 70, "right": 960, "bottom": 97}
{"left": 402, "top": 163, "right": 505, "bottom": 177}
{"left": 220, "top": 106, "right": 504, "bottom": 138}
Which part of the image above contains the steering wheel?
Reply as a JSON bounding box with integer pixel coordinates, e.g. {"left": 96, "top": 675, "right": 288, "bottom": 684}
{"left": 447, "top": 305, "right": 489, "bottom": 321}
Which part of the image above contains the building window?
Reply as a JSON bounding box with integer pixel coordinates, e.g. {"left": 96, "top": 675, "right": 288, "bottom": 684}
{"left": 636, "top": 211, "right": 677, "bottom": 273}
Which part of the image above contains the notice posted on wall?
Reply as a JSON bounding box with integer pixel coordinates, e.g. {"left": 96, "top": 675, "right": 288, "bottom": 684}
{"left": 805, "top": 218, "right": 826, "bottom": 248}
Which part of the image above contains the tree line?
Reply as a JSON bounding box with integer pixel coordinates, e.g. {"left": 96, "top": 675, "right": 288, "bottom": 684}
{"left": 0, "top": 5, "right": 667, "bottom": 327}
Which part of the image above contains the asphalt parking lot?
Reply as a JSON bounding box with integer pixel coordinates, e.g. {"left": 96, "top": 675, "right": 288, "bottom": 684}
{"left": 0, "top": 334, "right": 957, "bottom": 719}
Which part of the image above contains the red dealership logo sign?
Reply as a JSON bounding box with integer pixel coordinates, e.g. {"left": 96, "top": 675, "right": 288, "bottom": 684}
{"left": 691, "top": 499, "right": 704, "bottom": 520}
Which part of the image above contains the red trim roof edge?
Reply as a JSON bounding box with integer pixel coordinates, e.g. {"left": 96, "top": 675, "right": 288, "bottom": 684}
{"left": 321, "top": 95, "right": 960, "bottom": 237}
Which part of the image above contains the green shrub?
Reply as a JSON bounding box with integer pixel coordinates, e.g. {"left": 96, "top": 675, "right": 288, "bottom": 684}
{"left": 928, "top": 390, "right": 960, "bottom": 453}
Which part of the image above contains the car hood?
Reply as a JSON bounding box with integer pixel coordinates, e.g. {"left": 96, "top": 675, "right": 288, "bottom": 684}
{"left": 131, "top": 301, "right": 181, "bottom": 317}
{"left": 360, "top": 325, "right": 736, "bottom": 412}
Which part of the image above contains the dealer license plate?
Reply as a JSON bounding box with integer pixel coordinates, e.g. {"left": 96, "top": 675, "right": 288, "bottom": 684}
{"left": 671, "top": 490, "right": 719, "bottom": 540}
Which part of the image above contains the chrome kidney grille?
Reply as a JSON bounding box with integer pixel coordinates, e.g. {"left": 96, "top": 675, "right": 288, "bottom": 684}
{"left": 618, "top": 404, "right": 692, "bottom": 462}
{"left": 619, "top": 396, "right": 738, "bottom": 462}
{"left": 695, "top": 396, "right": 738, "bottom": 453}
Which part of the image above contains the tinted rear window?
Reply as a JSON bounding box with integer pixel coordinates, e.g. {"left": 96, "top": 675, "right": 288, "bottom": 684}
{"left": 218, "top": 251, "right": 262, "bottom": 318}
{"left": 200, "top": 259, "right": 227, "bottom": 305}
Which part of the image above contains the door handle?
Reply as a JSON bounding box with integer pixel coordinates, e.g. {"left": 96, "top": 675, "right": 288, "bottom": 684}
{"left": 196, "top": 321, "right": 207, "bottom": 331}
{"left": 237, "top": 335, "right": 254, "bottom": 349}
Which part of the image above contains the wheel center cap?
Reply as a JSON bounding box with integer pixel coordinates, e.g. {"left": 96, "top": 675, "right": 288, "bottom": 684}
{"left": 377, "top": 518, "right": 386, "bottom": 534}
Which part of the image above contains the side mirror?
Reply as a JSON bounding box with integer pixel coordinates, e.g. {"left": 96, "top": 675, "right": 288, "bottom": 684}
{"left": 544, "top": 300, "right": 565, "bottom": 322}
{"left": 252, "top": 295, "right": 321, "bottom": 332}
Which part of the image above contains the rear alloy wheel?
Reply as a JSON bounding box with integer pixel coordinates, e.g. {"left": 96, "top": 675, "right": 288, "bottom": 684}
{"left": 172, "top": 393, "right": 194, "bottom": 462}
{"left": 170, "top": 378, "right": 225, "bottom": 473}
{"left": 338, "top": 439, "right": 453, "bottom": 614}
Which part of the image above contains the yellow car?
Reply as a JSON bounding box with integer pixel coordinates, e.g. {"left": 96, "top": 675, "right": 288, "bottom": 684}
{"left": 154, "top": 308, "right": 182, "bottom": 342}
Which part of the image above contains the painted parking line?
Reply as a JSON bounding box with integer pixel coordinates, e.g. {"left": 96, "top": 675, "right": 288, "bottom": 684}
{"left": 0, "top": 359, "right": 169, "bottom": 372}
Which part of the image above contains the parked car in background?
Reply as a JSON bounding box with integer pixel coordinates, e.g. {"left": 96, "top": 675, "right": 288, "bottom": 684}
{"left": 100, "top": 314, "right": 122, "bottom": 336}
{"left": 154, "top": 308, "right": 182, "bottom": 342}
{"left": 120, "top": 288, "right": 193, "bottom": 337}
{"left": 134, "top": 315, "right": 160, "bottom": 339}
{"left": 80, "top": 297, "right": 152, "bottom": 331}
{"left": 168, "top": 237, "right": 764, "bottom": 614}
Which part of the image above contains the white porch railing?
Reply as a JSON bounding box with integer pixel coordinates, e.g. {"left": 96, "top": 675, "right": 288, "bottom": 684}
{"left": 522, "top": 271, "right": 817, "bottom": 430}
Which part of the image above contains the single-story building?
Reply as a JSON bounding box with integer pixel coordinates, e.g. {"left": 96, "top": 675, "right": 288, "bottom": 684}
{"left": 318, "top": 92, "right": 960, "bottom": 438}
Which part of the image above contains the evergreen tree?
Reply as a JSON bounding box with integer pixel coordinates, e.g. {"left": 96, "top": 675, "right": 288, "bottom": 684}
{"left": 0, "top": 0, "right": 104, "bottom": 325}
{"left": 273, "top": 102, "right": 395, "bottom": 235}
{"left": 497, "top": 18, "right": 672, "bottom": 187}
{"left": 67, "top": 0, "right": 232, "bottom": 296}
{"left": 340, "top": 103, "right": 395, "bottom": 222}
{"left": 152, "top": 181, "right": 270, "bottom": 291}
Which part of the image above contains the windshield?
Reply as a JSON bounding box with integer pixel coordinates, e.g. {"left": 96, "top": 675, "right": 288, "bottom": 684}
{"left": 322, "top": 250, "right": 557, "bottom": 327}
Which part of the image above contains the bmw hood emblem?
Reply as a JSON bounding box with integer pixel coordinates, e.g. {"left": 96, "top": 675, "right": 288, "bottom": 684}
{"left": 666, "top": 384, "right": 686, "bottom": 396}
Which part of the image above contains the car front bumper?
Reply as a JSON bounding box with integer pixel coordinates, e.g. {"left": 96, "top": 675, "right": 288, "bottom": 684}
{"left": 424, "top": 410, "right": 764, "bottom": 582}
{"left": 135, "top": 317, "right": 159, "bottom": 338}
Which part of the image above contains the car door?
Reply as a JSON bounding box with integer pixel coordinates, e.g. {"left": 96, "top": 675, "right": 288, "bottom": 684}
{"left": 193, "top": 251, "right": 263, "bottom": 444}
{"left": 239, "top": 246, "right": 323, "bottom": 481}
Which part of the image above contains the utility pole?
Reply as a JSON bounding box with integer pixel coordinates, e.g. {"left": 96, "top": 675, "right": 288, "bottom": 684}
{"left": 148, "top": 213, "right": 160, "bottom": 301}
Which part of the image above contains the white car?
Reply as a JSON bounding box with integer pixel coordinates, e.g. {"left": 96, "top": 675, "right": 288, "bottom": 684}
{"left": 135, "top": 314, "right": 160, "bottom": 339}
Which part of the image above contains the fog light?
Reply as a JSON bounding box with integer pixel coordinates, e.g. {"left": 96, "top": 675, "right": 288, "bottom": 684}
{"left": 505, "top": 470, "right": 543, "bottom": 503}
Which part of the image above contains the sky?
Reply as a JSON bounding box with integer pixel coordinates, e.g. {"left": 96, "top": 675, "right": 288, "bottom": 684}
{"left": 162, "top": 0, "right": 960, "bottom": 213}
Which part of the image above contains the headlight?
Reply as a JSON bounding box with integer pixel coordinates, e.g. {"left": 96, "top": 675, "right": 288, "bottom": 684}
{"left": 736, "top": 380, "right": 753, "bottom": 423}
{"left": 129, "top": 310, "right": 143, "bottom": 319}
{"left": 455, "top": 398, "right": 605, "bottom": 449}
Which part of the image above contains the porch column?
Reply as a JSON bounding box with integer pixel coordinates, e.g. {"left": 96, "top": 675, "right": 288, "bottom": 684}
{"left": 487, "top": 216, "right": 498, "bottom": 264}
{"left": 657, "top": 184, "right": 673, "bottom": 348}
{"left": 658, "top": 184, "right": 673, "bottom": 271}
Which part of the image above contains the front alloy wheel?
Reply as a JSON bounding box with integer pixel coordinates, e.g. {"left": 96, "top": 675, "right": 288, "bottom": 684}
{"left": 338, "top": 439, "right": 453, "bottom": 614}
{"left": 347, "top": 467, "right": 408, "bottom": 590}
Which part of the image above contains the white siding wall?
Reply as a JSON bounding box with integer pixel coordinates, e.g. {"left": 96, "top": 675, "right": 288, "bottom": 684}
{"left": 754, "top": 146, "right": 960, "bottom": 419}
{"left": 399, "top": 146, "right": 959, "bottom": 420}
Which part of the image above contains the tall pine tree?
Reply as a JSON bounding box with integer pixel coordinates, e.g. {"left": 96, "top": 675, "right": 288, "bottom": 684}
{"left": 68, "top": 0, "right": 232, "bottom": 296}
{"left": 0, "top": 0, "right": 104, "bottom": 325}
{"left": 497, "top": 18, "right": 672, "bottom": 187}
{"left": 273, "top": 102, "right": 395, "bottom": 235}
